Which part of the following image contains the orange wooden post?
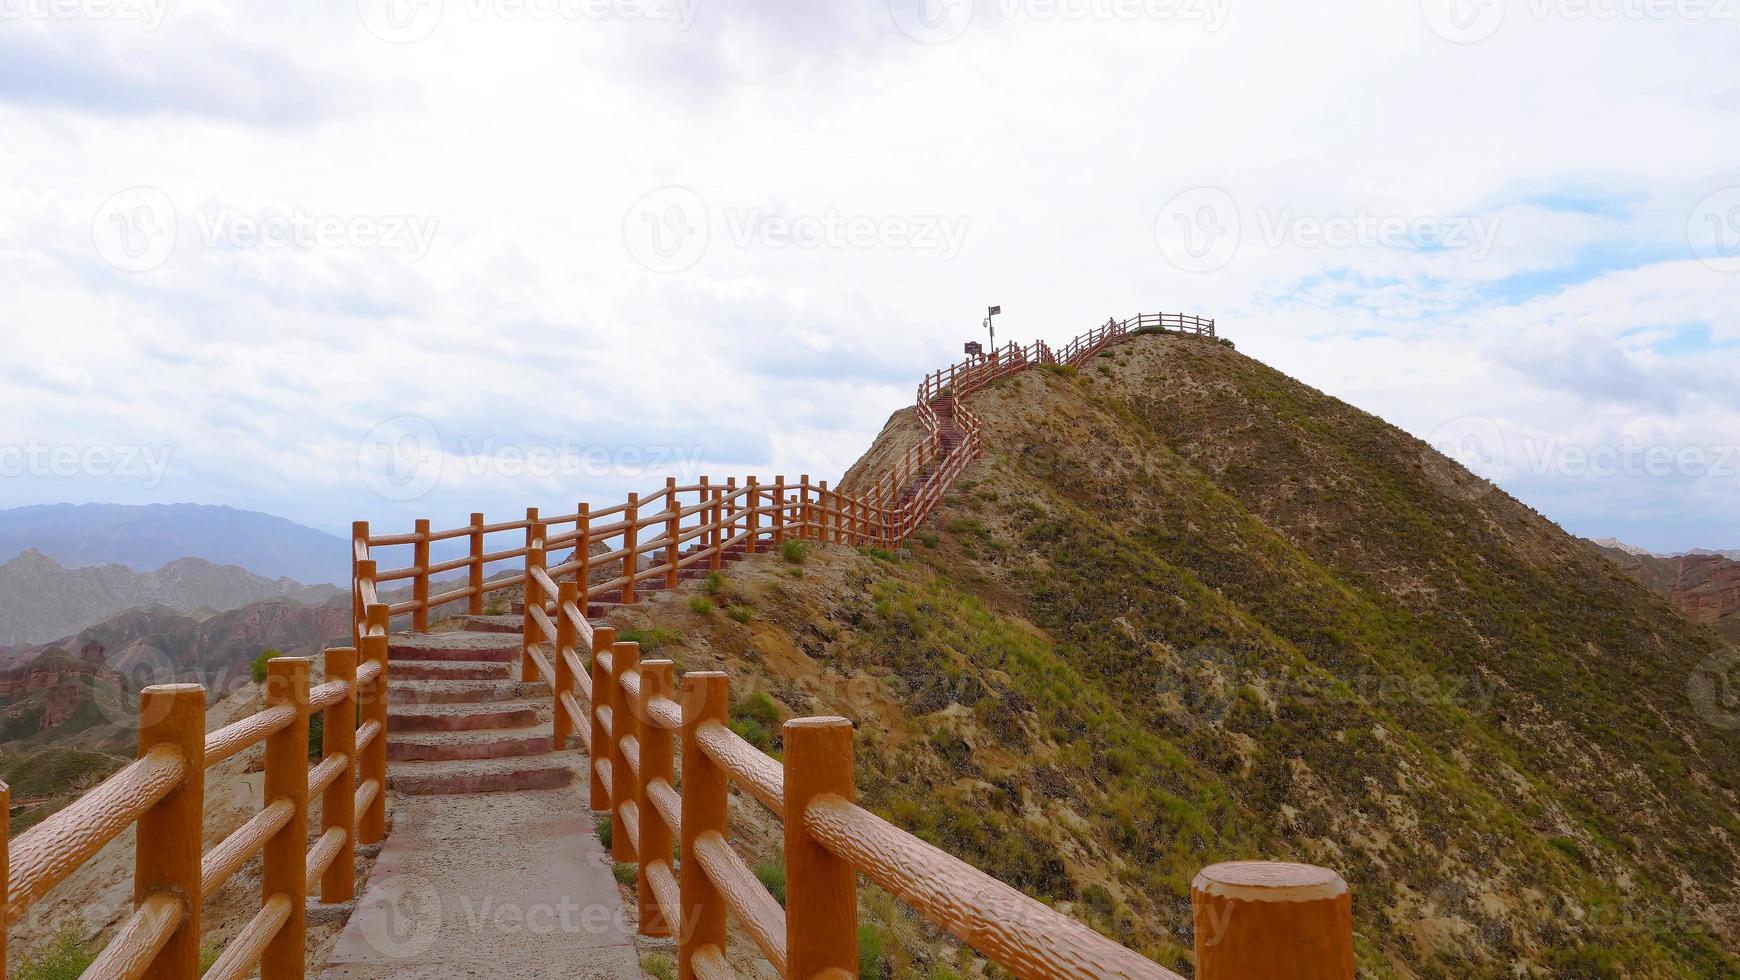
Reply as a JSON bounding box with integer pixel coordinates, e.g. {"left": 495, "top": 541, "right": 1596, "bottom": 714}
{"left": 351, "top": 520, "right": 368, "bottom": 649}
{"left": 262, "top": 657, "right": 310, "bottom": 980}
{"left": 359, "top": 601, "right": 389, "bottom": 844}
{"left": 589, "top": 625, "right": 616, "bottom": 809}
{"left": 522, "top": 524, "right": 546, "bottom": 684}
{"left": 554, "top": 582, "right": 578, "bottom": 750}
{"left": 745, "top": 477, "right": 760, "bottom": 554}
{"left": 412, "top": 518, "right": 431, "bottom": 632}
{"left": 665, "top": 476, "right": 680, "bottom": 589}
{"left": 622, "top": 493, "right": 639, "bottom": 604}
{"left": 817, "top": 480, "right": 830, "bottom": 544}
{"left": 799, "top": 474, "right": 812, "bottom": 540}
{"left": 135, "top": 683, "right": 204, "bottom": 978}
{"left": 525, "top": 506, "right": 539, "bottom": 547}
{"left": 772, "top": 475, "right": 786, "bottom": 545}
{"left": 609, "top": 640, "right": 640, "bottom": 862}
{"left": 708, "top": 487, "right": 724, "bottom": 571}
{"left": 698, "top": 476, "right": 712, "bottom": 559}
{"left": 725, "top": 477, "right": 738, "bottom": 549}
{"left": 468, "top": 512, "right": 485, "bottom": 615}
{"left": 577, "top": 503, "right": 592, "bottom": 610}
{"left": 1192, "top": 862, "right": 1354, "bottom": 980}
{"left": 783, "top": 717, "right": 858, "bottom": 977}
{"left": 321, "top": 646, "right": 358, "bottom": 903}
{"left": 0, "top": 778, "right": 7, "bottom": 976}
{"left": 678, "top": 672, "right": 728, "bottom": 980}
{"left": 636, "top": 659, "right": 675, "bottom": 937}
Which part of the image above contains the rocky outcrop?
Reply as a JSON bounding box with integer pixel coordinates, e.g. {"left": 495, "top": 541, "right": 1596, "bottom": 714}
{"left": 1591, "top": 543, "right": 1740, "bottom": 643}
{"left": 0, "top": 548, "right": 339, "bottom": 646}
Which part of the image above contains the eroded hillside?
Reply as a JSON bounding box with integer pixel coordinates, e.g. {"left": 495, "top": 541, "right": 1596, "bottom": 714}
{"left": 602, "top": 332, "right": 1739, "bottom": 978}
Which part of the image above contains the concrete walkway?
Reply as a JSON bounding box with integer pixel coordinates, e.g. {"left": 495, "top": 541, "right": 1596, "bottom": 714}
{"left": 320, "top": 777, "right": 638, "bottom": 978}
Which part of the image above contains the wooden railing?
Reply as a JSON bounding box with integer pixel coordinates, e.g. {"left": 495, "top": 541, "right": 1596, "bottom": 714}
{"left": 348, "top": 311, "right": 1221, "bottom": 643}
{"left": 0, "top": 603, "right": 391, "bottom": 979}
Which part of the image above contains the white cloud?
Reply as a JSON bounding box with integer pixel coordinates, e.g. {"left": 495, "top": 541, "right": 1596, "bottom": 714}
{"left": 0, "top": 0, "right": 1736, "bottom": 552}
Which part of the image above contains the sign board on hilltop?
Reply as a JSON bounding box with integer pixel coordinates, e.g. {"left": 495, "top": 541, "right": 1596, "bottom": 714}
{"left": 964, "top": 341, "right": 982, "bottom": 356}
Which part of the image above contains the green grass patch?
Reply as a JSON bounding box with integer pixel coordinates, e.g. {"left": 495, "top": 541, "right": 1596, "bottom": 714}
{"left": 613, "top": 862, "right": 637, "bottom": 886}
{"left": 704, "top": 571, "right": 725, "bottom": 594}
{"left": 781, "top": 540, "right": 808, "bottom": 564}
{"left": 640, "top": 953, "right": 677, "bottom": 980}
{"left": 754, "top": 860, "right": 787, "bottom": 905}
{"left": 687, "top": 596, "right": 714, "bottom": 616}
{"left": 618, "top": 626, "right": 680, "bottom": 652}
{"left": 726, "top": 604, "right": 754, "bottom": 624}
{"left": 594, "top": 813, "right": 613, "bottom": 850}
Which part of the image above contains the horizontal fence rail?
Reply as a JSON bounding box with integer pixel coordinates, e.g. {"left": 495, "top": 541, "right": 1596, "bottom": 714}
{"left": 1, "top": 604, "right": 390, "bottom": 979}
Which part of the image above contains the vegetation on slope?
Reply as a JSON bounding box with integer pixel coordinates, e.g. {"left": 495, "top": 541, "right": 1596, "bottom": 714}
{"left": 626, "top": 332, "right": 1739, "bottom": 978}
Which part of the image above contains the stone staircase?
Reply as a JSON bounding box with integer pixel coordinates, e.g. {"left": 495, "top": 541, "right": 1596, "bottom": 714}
{"left": 899, "top": 393, "right": 966, "bottom": 506}
{"left": 385, "top": 625, "right": 577, "bottom": 795}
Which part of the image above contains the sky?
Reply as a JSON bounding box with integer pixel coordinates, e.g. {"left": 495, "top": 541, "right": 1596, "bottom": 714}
{"left": 0, "top": 0, "right": 1736, "bottom": 553}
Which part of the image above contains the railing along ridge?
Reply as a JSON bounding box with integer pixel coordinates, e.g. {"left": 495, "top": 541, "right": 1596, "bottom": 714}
{"left": 5, "top": 308, "right": 1356, "bottom": 978}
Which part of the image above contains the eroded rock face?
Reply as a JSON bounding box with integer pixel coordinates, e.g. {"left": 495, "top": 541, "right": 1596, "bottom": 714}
{"left": 1591, "top": 544, "right": 1740, "bottom": 643}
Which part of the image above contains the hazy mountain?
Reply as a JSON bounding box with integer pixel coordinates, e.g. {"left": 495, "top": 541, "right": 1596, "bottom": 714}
{"left": 1589, "top": 541, "right": 1740, "bottom": 644}
{"left": 0, "top": 549, "right": 340, "bottom": 646}
{"left": 1587, "top": 535, "right": 1656, "bottom": 557}
{"left": 0, "top": 503, "right": 347, "bottom": 584}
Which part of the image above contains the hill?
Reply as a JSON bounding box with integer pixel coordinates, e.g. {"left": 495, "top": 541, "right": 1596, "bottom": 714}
{"left": 0, "top": 548, "right": 340, "bottom": 647}
{"left": 0, "top": 503, "right": 347, "bottom": 585}
{"left": 1589, "top": 543, "right": 1740, "bottom": 644}
{"left": 602, "top": 332, "right": 1739, "bottom": 977}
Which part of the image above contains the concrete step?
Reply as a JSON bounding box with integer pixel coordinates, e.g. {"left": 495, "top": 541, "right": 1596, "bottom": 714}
{"left": 389, "top": 753, "right": 577, "bottom": 795}
{"left": 389, "top": 725, "right": 552, "bottom": 762}
{"left": 389, "top": 631, "right": 518, "bottom": 663}
{"left": 387, "top": 699, "right": 542, "bottom": 733}
{"left": 389, "top": 659, "right": 512, "bottom": 681}
{"left": 388, "top": 678, "right": 546, "bottom": 705}
{"left": 451, "top": 614, "right": 524, "bottom": 634}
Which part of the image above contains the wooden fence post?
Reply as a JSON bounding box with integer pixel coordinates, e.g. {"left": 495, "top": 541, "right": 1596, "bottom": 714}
{"left": 678, "top": 672, "right": 728, "bottom": 980}
{"left": 665, "top": 476, "right": 680, "bottom": 590}
{"left": 709, "top": 487, "right": 724, "bottom": 571}
{"left": 745, "top": 477, "right": 760, "bottom": 554}
{"left": 135, "top": 683, "right": 205, "bottom": 978}
{"left": 783, "top": 717, "right": 858, "bottom": 977}
{"left": 1192, "top": 862, "right": 1353, "bottom": 980}
{"left": 799, "top": 475, "right": 811, "bottom": 541}
{"left": 577, "top": 503, "right": 592, "bottom": 611}
{"left": 321, "top": 646, "right": 358, "bottom": 903}
{"left": 468, "top": 512, "right": 485, "bottom": 616}
{"left": 590, "top": 625, "right": 617, "bottom": 810}
{"left": 525, "top": 506, "right": 539, "bottom": 548}
{"left": 636, "top": 659, "right": 675, "bottom": 937}
{"left": 359, "top": 602, "right": 389, "bottom": 845}
{"left": 351, "top": 520, "right": 369, "bottom": 650}
{"left": 412, "top": 518, "right": 431, "bottom": 633}
{"left": 262, "top": 658, "right": 310, "bottom": 980}
{"left": 523, "top": 524, "right": 546, "bottom": 684}
{"left": 622, "top": 494, "right": 639, "bottom": 605}
{"left": 555, "top": 582, "right": 577, "bottom": 750}
{"left": 772, "top": 475, "right": 787, "bottom": 546}
{"left": 609, "top": 641, "right": 640, "bottom": 863}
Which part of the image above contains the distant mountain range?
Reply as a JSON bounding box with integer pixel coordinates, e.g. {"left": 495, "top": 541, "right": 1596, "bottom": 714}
{"left": 1588, "top": 540, "right": 1740, "bottom": 644}
{"left": 0, "top": 503, "right": 347, "bottom": 585}
{"left": 1588, "top": 536, "right": 1740, "bottom": 561}
{"left": 0, "top": 549, "right": 340, "bottom": 647}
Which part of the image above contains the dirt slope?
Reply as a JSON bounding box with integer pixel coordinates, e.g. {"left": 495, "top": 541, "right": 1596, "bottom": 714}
{"left": 607, "top": 332, "right": 1739, "bottom": 978}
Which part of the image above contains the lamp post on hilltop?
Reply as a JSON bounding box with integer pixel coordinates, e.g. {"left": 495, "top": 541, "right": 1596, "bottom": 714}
{"left": 984, "top": 304, "right": 1000, "bottom": 355}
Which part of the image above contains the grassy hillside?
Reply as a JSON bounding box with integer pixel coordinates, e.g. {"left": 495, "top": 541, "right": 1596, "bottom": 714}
{"left": 615, "top": 332, "right": 1740, "bottom": 978}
